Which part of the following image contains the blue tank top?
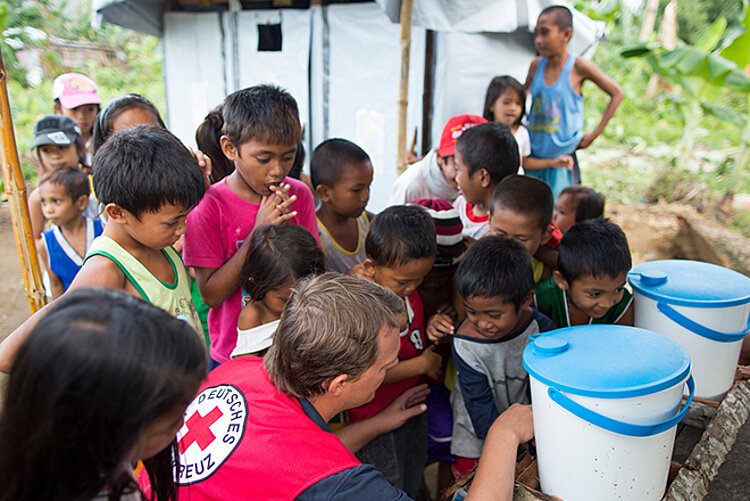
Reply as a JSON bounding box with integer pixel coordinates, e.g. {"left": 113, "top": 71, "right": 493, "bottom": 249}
{"left": 527, "top": 54, "right": 584, "bottom": 158}
{"left": 42, "top": 218, "right": 103, "bottom": 290}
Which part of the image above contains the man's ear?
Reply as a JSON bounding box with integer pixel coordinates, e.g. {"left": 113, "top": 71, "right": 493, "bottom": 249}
{"left": 325, "top": 374, "right": 350, "bottom": 397}
{"left": 220, "top": 135, "right": 238, "bottom": 162}
{"left": 540, "top": 223, "right": 554, "bottom": 246}
{"left": 315, "top": 184, "right": 330, "bottom": 202}
{"left": 105, "top": 203, "right": 128, "bottom": 224}
{"left": 553, "top": 270, "right": 568, "bottom": 291}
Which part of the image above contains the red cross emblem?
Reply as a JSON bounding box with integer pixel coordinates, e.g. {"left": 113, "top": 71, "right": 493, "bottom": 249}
{"left": 178, "top": 407, "right": 224, "bottom": 453}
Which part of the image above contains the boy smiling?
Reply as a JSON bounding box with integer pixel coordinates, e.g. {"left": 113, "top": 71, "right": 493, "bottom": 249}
{"left": 535, "top": 218, "right": 634, "bottom": 327}
{"left": 450, "top": 236, "right": 555, "bottom": 478}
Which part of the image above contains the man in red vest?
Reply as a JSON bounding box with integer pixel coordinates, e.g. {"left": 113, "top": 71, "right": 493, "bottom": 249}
{"left": 176, "top": 273, "right": 533, "bottom": 500}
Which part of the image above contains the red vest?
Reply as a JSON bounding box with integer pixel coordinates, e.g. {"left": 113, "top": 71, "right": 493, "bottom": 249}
{"left": 176, "top": 357, "right": 360, "bottom": 500}
{"left": 348, "top": 290, "right": 427, "bottom": 422}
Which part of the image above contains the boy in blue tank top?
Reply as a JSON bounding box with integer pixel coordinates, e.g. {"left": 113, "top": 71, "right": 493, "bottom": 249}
{"left": 523, "top": 5, "right": 623, "bottom": 198}
{"left": 37, "top": 167, "right": 103, "bottom": 298}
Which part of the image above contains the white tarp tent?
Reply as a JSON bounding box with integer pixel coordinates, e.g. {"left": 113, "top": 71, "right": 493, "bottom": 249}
{"left": 93, "top": 0, "right": 603, "bottom": 212}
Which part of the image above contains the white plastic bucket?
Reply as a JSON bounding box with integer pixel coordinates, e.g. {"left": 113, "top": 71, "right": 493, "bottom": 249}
{"left": 629, "top": 260, "right": 750, "bottom": 400}
{"left": 523, "top": 326, "right": 693, "bottom": 501}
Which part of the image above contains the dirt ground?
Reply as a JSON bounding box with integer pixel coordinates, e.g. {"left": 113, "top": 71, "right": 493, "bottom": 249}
{"left": 0, "top": 205, "right": 36, "bottom": 340}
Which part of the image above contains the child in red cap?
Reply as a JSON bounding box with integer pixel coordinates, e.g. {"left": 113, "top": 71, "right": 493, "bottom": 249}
{"left": 389, "top": 114, "right": 486, "bottom": 206}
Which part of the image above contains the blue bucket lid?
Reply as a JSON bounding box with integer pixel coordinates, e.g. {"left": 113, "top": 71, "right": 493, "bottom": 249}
{"left": 523, "top": 325, "right": 691, "bottom": 398}
{"left": 629, "top": 260, "right": 750, "bottom": 308}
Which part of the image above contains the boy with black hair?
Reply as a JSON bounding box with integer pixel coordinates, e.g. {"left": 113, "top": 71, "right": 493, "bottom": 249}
{"left": 488, "top": 175, "right": 555, "bottom": 283}
{"left": 453, "top": 122, "right": 520, "bottom": 238}
{"left": 184, "top": 85, "right": 318, "bottom": 366}
{"left": 535, "top": 218, "right": 633, "bottom": 327}
{"left": 524, "top": 4, "right": 623, "bottom": 198}
{"left": 0, "top": 125, "right": 207, "bottom": 372}
{"left": 352, "top": 204, "right": 442, "bottom": 497}
{"left": 311, "top": 138, "right": 374, "bottom": 274}
{"left": 37, "top": 167, "right": 103, "bottom": 298}
{"left": 450, "top": 236, "right": 555, "bottom": 478}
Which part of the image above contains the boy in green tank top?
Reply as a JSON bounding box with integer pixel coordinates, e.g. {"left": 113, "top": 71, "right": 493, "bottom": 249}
{"left": 0, "top": 126, "right": 207, "bottom": 372}
{"left": 535, "top": 218, "right": 633, "bottom": 327}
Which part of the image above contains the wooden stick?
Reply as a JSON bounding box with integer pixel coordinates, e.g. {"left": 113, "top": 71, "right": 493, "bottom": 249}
{"left": 0, "top": 51, "right": 46, "bottom": 313}
{"left": 396, "top": 0, "right": 414, "bottom": 175}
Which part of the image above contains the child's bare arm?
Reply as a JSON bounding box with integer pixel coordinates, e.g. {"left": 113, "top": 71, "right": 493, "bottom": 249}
{"left": 523, "top": 155, "right": 574, "bottom": 171}
{"left": 28, "top": 188, "right": 45, "bottom": 241}
{"left": 575, "top": 59, "right": 623, "bottom": 149}
{"left": 523, "top": 57, "right": 542, "bottom": 92}
{"left": 334, "top": 384, "right": 429, "bottom": 453}
{"left": 382, "top": 345, "right": 442, "bottom": 384}
{"left": 0, "top": 256, "right": 128, "bottom": 373}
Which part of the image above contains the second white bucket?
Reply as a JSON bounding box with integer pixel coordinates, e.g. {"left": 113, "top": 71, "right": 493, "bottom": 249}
{"left": 629, "top": 260, "right": 750, "bottom": 400}
{"left": 523, "top": 326, "right": 693, "bottom": 501}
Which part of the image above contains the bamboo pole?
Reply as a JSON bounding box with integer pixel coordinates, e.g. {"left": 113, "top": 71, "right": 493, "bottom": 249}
{"left": 0, "top": 51, "right": 47, "bottom": 313}
{"left": 396, "top": 0, "right": 415, "bottom": 175}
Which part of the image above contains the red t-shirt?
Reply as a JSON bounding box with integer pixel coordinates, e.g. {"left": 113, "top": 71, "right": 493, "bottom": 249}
{"left": 348, "top": 290, "right": 427, "bottom": 422}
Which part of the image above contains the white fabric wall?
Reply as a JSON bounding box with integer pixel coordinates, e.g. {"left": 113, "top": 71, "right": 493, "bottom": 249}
{"left": 310, "top": 3, "right": 425, "bottom": 212}
{"left": 164, "top": 12, "right": 227, "bottom": 149}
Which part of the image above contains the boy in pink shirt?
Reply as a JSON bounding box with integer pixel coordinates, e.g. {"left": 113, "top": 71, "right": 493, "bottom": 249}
{"left": 183, "top": 85, "right": 318, "bottom": 366}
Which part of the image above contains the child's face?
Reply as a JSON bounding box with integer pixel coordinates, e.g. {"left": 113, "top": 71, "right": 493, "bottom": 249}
{"left": 436, "top": 154, "right": 459, "bottom": 190}
{"left": 320, "top": 160, "right": 373, "bottom": 218}
{"left": 132, "top": 403, "right": 188, "bottom": 461}
{"left": 225, "top": 138, "right": 297, "bottom": 198}
{"left": 39, "top": 182, "right": 86, "bottom": 227}
{"left": 553, "top": 192, "right": 577, "bottom": 233}
{"left": 491, "top": 89, "right": 523, "bottom": 127}
{"left": 370, "top": 256, "right": 435, "bottom": 298}
{"left": 60, "top": 104, "right": 99, "bottom": 136}
{"left": 556, "top": 271, "right": 628, "bottom": 319}
{"left": 488, "top": 206, "right": 549, "bottom": 256}
{"left": 111, "top": 107, "right": 161, "bottom": 132}
{"left": 455, "top": 150, "right": 486, "bottom": 205}
{"left": 262, "top": 282, "right": 295, "bottom": 317}
{"left": 121, "top": 202, "right": 193, "bottom": 250}
{"left": 464, "top": 294, "right": 530, "bottom": 340}
{"left": 534, "top": 14, "right": 571, "bottom": 58}
{"left": 38, "top": 144, "right": 79, "bottom": 171}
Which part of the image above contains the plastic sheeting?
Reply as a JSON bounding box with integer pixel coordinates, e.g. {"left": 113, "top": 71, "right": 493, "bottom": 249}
{"left": 310, "top": 4, "right": 425, "bottom": 212}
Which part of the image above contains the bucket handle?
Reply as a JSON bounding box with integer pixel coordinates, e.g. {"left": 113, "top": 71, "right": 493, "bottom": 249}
{"left": 547, "top": 375, "right": 694, "bottom": 438}
{"left": 657, "top": 302, "right": 750, "bottom": 343}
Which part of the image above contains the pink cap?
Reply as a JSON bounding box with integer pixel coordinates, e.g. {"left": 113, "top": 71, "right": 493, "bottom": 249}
{"left": 53, "top": 73, "right": 101, "bottom": 109}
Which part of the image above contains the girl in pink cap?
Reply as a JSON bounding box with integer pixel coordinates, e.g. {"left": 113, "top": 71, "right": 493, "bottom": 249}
{"left": 53, "top": 73, "right": 102, "bottom": 161}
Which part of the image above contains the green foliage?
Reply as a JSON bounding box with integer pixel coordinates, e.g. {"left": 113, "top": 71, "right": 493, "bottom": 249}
{"left": 2, "top": 0, "right": 164, "bottom": 183}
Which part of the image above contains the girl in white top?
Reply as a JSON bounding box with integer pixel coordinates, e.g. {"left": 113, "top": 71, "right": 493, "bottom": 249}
{"left": 482, "top": 75, "right": 531, "bottom": 173}
{"left": 234, "top": 225, "right": 325, "bottom": 358}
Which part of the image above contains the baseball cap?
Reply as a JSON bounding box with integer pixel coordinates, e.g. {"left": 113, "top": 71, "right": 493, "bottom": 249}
{"left": 53, "top": 73, "right": 101, "bottom": 109}
{"left": 438, "top": 114, "right": 487, "bottom": 158}
{"left": 412, "top": 198, "right": 467, "bottom": 268}
{"left": 32, "top": 115, "right": 82, "bottom": 149}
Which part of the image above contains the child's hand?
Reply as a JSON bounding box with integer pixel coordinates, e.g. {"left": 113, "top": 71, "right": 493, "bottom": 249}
{"left": 418, "top": 345, "right": 443, "bottom": 380}
{"left": 735, "top": 365, "right": 750, "bottom": 382}
{"left": 552, "top": 155, "right": 574, "bottom": 171}
{"left": 256, "top": 188, "right": 297, "bottom": 227}
{"left": 577, "top": 132, "right": 596, "bottom": 150}
{"left": 189, "top": 147, "right": 213, "bottom": 188}
{"left": 427, "top": 312, "right": 454, "bottom": 342}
